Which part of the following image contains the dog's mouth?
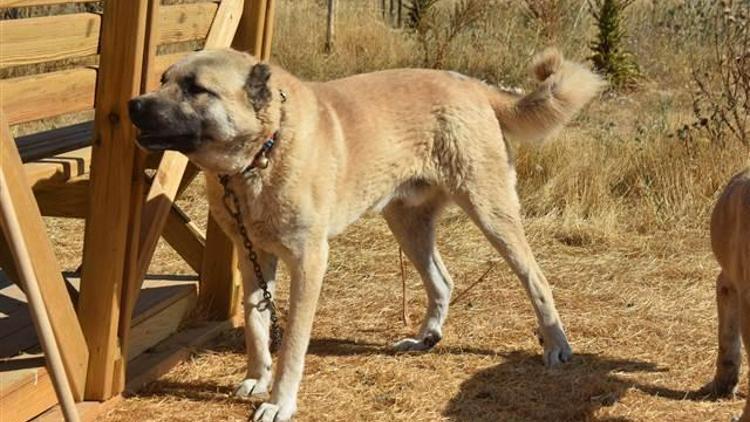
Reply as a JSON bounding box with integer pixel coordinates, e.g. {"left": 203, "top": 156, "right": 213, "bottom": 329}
{"left": 135, "top": 131, "right": 201, "bottom": 153}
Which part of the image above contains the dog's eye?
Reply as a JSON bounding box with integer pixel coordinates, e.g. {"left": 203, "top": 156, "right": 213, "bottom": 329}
{"left": 187, "top": 84, "right": 215, "bottom": 97}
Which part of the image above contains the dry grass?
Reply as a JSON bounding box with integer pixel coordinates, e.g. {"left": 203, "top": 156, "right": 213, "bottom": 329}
{"left": 13, "top": 0, "right": 749, "bottom": 420}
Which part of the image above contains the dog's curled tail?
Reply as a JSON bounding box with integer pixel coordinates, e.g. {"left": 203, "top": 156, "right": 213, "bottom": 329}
{"left": 491, "top": 48, "right": 605, "bottom": 143}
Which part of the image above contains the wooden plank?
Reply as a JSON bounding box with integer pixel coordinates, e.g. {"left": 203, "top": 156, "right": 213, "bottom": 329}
{"left": 0, "top": 357, "right": 57, "bottom": 422}
{"left": 125, "top": 319, "right": 236, "bottom": 393}
{"left": 35, "top": 397, "right": 124, "bottom": 422}
{"left": 0, "top": 116, "right": 89, "bottom": 400}
{"left": 0, "top": 0, "right": 90, "bottom": 6}
{"left": 127, "top": 286, "right": 196, "bottom": 360}
{"left": 199, "top": 215, "right": 240, "bottom": 320}
{"left": 159, "top": 2, "right": 219, "bottom": 45}
{"left": 1, "top": 68, "right": 96, "bottom": 126}
{"left": 23, "top": 147, "right": 90, "bottom": 188}
{"left": 0, "top": 13, "right": 101, "bottom": 68}
{"left": 163, "top": 206, "right": 205, "bottom": 274}
{"left": 77, "top": 0, "right": 149, "bottom": 401}
{"left": 34, "top": 176, "right": 89, "bottom": 219}
{"left": 15, "top": 121, "right": 93, "bottom": 164}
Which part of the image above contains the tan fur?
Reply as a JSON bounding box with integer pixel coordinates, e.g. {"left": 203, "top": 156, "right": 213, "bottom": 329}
{"left": 705, "top": 168, "right": 750, "bottom": 421}
{"left": 130, "top": 48, "right": 603, "bottom": 422}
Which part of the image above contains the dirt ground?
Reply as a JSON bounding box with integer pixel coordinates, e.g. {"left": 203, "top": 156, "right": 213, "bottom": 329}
{"left": 87, "top": 202, "right": 743, "bottom": 421}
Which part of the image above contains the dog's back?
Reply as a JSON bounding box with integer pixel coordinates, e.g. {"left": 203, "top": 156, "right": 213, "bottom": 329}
{"left": 712, "top": 168, "right": 750, "bottom": 285}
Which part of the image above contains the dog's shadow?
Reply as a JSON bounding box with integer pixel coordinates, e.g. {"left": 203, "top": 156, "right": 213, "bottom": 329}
{"left": 442, "top": 351, "right": 686, "bottom": 422}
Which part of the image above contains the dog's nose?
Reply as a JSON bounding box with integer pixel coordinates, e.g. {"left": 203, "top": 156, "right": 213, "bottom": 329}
{"left": 128, "top": 98, "right": 144, "bottom": 120}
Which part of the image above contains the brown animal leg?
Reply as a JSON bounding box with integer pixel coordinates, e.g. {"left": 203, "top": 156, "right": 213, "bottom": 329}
{"left": 708, "top": 271, "right": 742, "bottom": 398}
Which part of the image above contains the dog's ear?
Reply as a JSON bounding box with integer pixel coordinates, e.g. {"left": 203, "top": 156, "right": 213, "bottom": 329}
{"left": 245, "top": 63, "right": 272, "bottom": 112}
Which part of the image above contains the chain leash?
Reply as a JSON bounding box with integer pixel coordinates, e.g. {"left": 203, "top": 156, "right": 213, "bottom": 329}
{"left": 219, "top": 174, "right": 282, "bottom": 352}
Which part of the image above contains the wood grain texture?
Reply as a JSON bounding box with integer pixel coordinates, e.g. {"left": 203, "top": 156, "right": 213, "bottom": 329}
{"left": 77, "top": 0, "right": 149, "bottom": 401}
{"left": 163, "top": 205, "right": 205, "bottom": 274}
{"left": 0, "top": 13, "right": 101, "bottom": 68}
{"left": 0, "top": 0, "right": 90, "bottom": 6}
{"left": 0, "top": 115, "right": 89, "bottom": 400}
{"left": 158, "top": 2, "right": 218, "bottom": 45}
{"left": 199, "top": 214, "right": 240, "bottom": 320}
{"left": 1, "top": 68, "right": 97, "bottom": 126}
{"left": 205, "top": 0, "right": 245, "bottom": 49}
{"left": 232, "top": 0, "right": 267, "bottom": 54}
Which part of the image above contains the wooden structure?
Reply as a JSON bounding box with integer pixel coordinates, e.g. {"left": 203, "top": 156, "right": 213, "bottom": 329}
{"left": 0, "top": 0, "right": 277, "bottom": 420}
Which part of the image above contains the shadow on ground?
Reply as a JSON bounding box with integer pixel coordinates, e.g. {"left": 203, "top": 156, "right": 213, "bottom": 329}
{"left": 443, "top": 351, "right": 677, "bottom": 422}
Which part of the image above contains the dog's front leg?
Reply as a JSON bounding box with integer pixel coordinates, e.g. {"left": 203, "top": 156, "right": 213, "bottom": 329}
{"left": 235, "top": 249, "right": 278, "bottom": 398}
{"left": 253, "top": 239, "right": 328, "bottom": 422}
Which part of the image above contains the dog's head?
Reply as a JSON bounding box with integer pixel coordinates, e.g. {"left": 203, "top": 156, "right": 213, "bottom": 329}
{"left": 128, "top": 49, "right": 280, "bottom": 174}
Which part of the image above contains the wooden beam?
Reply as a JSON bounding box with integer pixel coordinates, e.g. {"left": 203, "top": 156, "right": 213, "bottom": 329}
{"left": 0, "top": 0, "right": 90, "bottom": 6}
{"left": 204, "top": 0, "right": 245, "bottom": 50}
{"left": 163, "top": 206, "right": 205, "bottom": 274}
{"left": 199, "top": 214, "right": 240, "bottom": 320}
{"left": 0, "top": 116, "right": 89, "bottom": 400}
{"left": 232, "top": 0, "right": 267, "bottom": 55}
{"left": 77, "top": 0, "right": 149, "bottom": 401}
{"left": 261, "top": 0, "right": 277, "bottom": 60}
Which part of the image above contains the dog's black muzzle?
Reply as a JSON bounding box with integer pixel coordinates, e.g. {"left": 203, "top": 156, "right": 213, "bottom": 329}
{"left": 128, "top": 96, "right": 202, "bottom": 153}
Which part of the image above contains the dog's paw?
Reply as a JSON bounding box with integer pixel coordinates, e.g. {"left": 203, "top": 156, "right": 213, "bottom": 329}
{"left": 392, "top": 332, "right": 441, "bottom": 352}
{"left": 235, "top": 378, "right": 269, "bottom": 398}
{"left": 538, "top": 326, "right": 572, "bottom": 367}
{"left": 696, "top": 378, "right": 739, "bottom": 399}
{"left": 252, "top": 402, "right": 294, "bottom": 422}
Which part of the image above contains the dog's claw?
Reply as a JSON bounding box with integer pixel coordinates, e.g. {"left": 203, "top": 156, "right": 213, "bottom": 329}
{"left": 235, "top": 378, "right": 269, "bottom": 398}
{"left": 392, "top": 332, "right": 442, "bottom": 352}
{"left": 539, "top": 325, "right": 572, "bottom": 367}
{"left": 253, "top": 402, "right": 292, "bottom": 422}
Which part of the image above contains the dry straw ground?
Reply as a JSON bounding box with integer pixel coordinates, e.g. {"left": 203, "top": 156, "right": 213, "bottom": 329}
{"left": 28, "top": 0, "right": 750, "bottom": 420}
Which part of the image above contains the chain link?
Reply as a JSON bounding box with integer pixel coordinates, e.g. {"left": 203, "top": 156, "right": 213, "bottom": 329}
{"left": 219, "top": 174, "right": 282, "bottom": 352}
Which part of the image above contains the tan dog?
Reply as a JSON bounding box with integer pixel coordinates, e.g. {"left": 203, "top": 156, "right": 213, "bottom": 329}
{"left": 128, "top": 47, "right": 603, "bottom": 421}
{"left": 704, "top": 168, "right": 750, "bottom": 421}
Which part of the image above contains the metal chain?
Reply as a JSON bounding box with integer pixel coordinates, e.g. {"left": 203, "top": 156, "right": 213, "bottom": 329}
{"left": 219, "top": 174, "right": 282, "bottom": 352}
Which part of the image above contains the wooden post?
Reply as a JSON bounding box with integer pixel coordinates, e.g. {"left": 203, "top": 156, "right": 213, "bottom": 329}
{"left": 77, "top": 0, "right": 149, "bottom": 401}
{"left": 233, "top": 0, "right": 268, "bottom": 55}
{"left": 0, "top": 115, "right": 89, "bottom": 401}
{"left": 198, "top": 215, "right": 240, "bottom": 319}
{"left": 325, "top": 0, "right": 336, "bottom": 53}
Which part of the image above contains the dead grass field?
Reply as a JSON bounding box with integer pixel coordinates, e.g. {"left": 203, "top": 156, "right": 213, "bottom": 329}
{"left": 19, "top": 0, "right": 748, "bottom": 420}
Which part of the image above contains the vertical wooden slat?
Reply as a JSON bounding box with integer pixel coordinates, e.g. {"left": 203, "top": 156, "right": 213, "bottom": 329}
{"left": 261, "top": 0, "right": 276, "bottom": 60}
{"left": 111, "top": 0, "right": 162, "bottom": 394}
{"left": 199, "top": 214, "right": 240, "bottom": 319}
{"left": 232, "top": 0, "right": 267, "bottom": 55}
{"left": 0, "top": 115, "right": 89, "bottom": 401}
{"left": 77, "top": 0, "right": 150, "bottom": 401}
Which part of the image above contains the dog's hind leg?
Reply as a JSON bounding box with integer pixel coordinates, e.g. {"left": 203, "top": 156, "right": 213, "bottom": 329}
{"left": 703, "top": 271, "right": 742, "bottom": 397}
{"left": 383, "top": 196, "right": 453, "bottom": 351}
{"left": 235, "top": 249, "right": 278, "bottom": 398}
{"left": 453, "top": 185, "right": 572, "bottom": 367}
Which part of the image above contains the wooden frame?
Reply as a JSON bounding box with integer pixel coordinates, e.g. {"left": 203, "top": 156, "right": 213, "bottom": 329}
{"left": 0, "top": 0, "right": 278, "bottom": 417}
